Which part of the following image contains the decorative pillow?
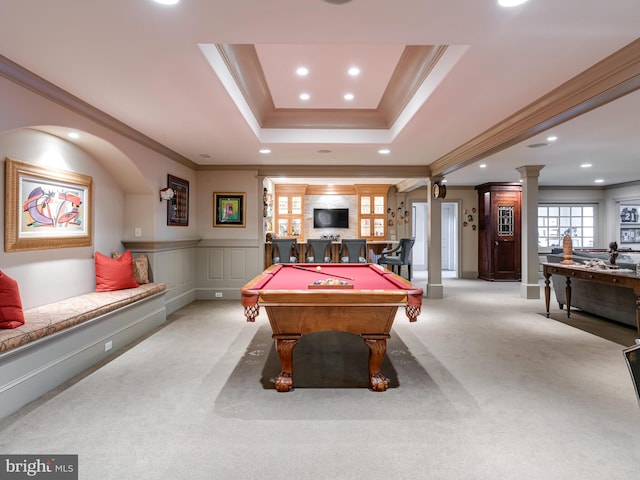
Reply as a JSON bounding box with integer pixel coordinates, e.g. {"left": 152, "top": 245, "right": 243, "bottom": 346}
{"left": 112, "top": 251, "right": 150, "bottom": 284}
{"left": 0, "top": 270, "right": 25, "bottom": 329}
{"left": 95, "top": 250, "right": 139, "bottom": 292}
{"left": 133, "top": 254, "right": 150, "bottom": 284}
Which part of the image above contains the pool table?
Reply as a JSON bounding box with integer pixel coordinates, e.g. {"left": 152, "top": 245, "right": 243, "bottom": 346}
{"left": 240, "top": 263, "right": 423, "bottom": 392}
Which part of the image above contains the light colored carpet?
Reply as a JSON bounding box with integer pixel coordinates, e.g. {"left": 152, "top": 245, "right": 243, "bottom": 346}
{"left": 0, "top": 278, "right": 639, "bottom": 480}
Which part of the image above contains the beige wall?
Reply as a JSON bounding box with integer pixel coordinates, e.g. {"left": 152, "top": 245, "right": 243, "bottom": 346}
{"left": 0, "top": 129, "right": 125, "bottom": 308}
{"left": 4, "top": 66, "right": 640, "bottom": 310}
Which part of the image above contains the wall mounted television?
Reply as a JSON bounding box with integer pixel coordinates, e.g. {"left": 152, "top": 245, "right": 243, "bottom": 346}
{"left": 313, "top": 208, "right": 349, "bottom": 229}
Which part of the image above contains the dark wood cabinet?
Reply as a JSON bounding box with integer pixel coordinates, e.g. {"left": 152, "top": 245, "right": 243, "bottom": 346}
{"left": 476, "top": 183, "right": 522, "bottom": 281}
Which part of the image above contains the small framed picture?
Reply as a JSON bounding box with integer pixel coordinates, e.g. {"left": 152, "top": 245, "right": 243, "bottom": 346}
{"left": 167, "top": 174, "right": 189, "bottom": 226}
{"left": 214, "top": 192, "right": 246, "bottom": 227}
{"left": 620, "top": 227, "right": 640, "bottom": 244}
{"left": 620, "top": 205, "right": 640, "bottom": 224}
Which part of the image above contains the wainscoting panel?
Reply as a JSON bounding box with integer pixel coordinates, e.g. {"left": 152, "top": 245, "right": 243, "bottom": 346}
{"left": 195, "top": 240, "right": 261, "bottom": 300}
{"left": 207, "top": 249, "right": 225, "bottom": 280}
{"left": 230, "top": 249, "right": 248, "bottom": 280}
{"left": 122, "top": 240, "right": 200, "bottom": 315}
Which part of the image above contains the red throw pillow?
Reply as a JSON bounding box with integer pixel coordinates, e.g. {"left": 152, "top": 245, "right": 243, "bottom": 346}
{"left": 95, "top": 250, "right": 139, "bottom": 292}
{"left": 0, "top": 270, "right": 25, "bottom": 329}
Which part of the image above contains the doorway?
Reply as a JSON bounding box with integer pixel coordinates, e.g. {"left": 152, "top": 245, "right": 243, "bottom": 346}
{"left": 412, "top": 201, "right": 459, "bottom": 277}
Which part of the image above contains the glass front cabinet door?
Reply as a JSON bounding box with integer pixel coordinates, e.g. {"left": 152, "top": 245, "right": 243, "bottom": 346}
{"left": 274, "top": 185, "right": 307, "bottom": 239}
{"left": 356, "top": 185, "right": 389, "bottom": 241}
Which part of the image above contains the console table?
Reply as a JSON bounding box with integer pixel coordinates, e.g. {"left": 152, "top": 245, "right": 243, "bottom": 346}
{"left": 542, "top": 262, "right": 640, "bottom": 335}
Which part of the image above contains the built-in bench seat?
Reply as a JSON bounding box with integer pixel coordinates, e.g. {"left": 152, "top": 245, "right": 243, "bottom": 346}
{"left": 0, "top": 282, "right": 166, "bottom": 353}
{"left": 0, "top": 282, "right": 167, "bottom": 419}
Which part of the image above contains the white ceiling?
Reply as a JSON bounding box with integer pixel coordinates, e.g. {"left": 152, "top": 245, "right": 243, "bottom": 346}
{"left": 0, "top": 0, "right": 639, "bottom": 188}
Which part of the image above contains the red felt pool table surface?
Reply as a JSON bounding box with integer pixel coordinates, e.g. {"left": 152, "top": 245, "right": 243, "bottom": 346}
{"left": 250, "top": 263, "right": 412, "bottom": 291}
{"left": 240, "top": 263, "right": 424, "bottom": 392}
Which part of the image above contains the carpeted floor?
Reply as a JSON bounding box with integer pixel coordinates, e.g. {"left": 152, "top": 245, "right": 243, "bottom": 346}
{"left": 0, "top": 278, "right": 639, "bottom": 480}
{"left": 214, "top": 326, "right": 462, "bottom": 421}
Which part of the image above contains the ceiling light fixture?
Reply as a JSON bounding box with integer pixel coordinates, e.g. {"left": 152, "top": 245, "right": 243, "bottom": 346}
{"left": 498, "top": 0, "right": 528, "bottom": 7}
{"left": 68, "top": 132, "right": 79, "bottom": 139}
{"left": 153, "top": 0, "right": 180, "bottom": 5}
{"left": 580, "top": 163, "right": 592, "bottom": 168}
{"left": 259, "top": 149, "right": 271, "bottom": 154}
{"left": 348, "top": 67, "right": 360, "bottom": 77}
{"left": 378, "top": 149, "right": 390, "bottom": 155}
{"left": 479, "top": 164, "right": 487, "bottom": 168}
{"left": 299, "top": 93, "right": 310, "bottom": 101}
{"left": 296, "top": 67, "right": 308, "bottom": 76}
{"left": 344, "top": 93, "right": 354, "bottom": 101}
{"left": 322, "top": 0, "right": 353, "bottom": 4}
{"left": 594, "top": 179, "right": 604, "bottom": 183}
{"left": 546, "top": 135, "right": 558, "bottom": 142}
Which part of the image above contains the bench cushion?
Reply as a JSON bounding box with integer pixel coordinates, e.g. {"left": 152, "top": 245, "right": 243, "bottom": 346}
{"left": 0, "top": 282, "right": 166, "bottom": 353}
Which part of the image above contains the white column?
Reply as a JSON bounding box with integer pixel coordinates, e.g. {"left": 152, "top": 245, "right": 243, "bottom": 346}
{"left": 427, "top": 177, "right": 443, "bottom": 299}
{"left": 516, "top": 165, "right": 544, "bottom": 299}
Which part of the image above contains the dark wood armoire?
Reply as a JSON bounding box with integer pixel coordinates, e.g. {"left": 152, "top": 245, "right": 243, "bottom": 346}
{"left": 476, "top": 183, "right": 522, "bottom": 281}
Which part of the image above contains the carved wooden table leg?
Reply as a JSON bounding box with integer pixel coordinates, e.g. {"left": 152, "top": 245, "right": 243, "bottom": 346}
{"left": 273, "top": 335, "right": 300, "bottom": 392}
{"left": 565, "top": 277, "right": 572, "bottom": 318}
{"left": 544, "top": 272, "right": 551, "bottom": 318}
{"left": 636, "top": 294, "right": 640, "bottom": 336}
{"left": 362, "top": 334, "right": 391, "bottom": 392}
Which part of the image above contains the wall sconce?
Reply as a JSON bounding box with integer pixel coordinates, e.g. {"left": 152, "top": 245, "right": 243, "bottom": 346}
{"left": 159, "top": 187, "right": 174, "bottom": 202}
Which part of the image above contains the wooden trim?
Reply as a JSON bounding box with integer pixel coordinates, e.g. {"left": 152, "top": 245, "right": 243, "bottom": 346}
{"left": 218, "top": 44, "right": 446, "bottom": 130}
{"left": 121, "top": 239, "right": 201, "bottom": 252}
{"left": 430, "top": 38, "right": 640, "bottom": 176}
{"left": 0, "top": 54, "right": 197, "bottom": 170}
{"left": 305, "top": 185, "right": 356, "bottom": 195}
{"left": 378, "top": 45, "right": 447, "bottom": 126}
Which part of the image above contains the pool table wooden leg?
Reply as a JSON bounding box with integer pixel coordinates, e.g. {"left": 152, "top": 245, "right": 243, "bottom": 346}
{"left": 363, "top": 334, "right": 391, "bottom": 392}
{"left": 273, "top": 335, "right": 300, "bottom": 392}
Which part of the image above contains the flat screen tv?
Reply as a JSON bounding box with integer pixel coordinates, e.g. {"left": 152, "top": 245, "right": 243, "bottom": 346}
{"left": 313, "top": 208, "right": 349, "bottom": 229}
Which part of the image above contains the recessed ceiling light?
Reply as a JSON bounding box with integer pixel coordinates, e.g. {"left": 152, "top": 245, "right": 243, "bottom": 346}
{"left": 348, "top": 67, "right": 360, "bottom": 77}
{"left": 153, "top": 0, "right": 180, "bottom": 5}
{"left": 68, "top": 132, "right": 79, "bottom": 139}
{"left": 442, "top": 179, "right": 447, "bottom": 183}
{"left": 546, "top": 135, "right": 558, "bottom": 142}
{"left": 322, "top": 0, "right": 353, "bottom": 4}
{"left": 296, "top": 67, "right": 308, "bottom": 76}
{"left": 378, "top": 149, "right": 390, "bottom": 155}
{"left": 299, "top": 93, "right": 310, "bottom": 101}
{"left": 479, "top": 164, "right": 487, "bottom": 168}
{"left": 594, "top": 179, "right": 604, "bottom": 183}
{"left": 199, "top": 153, "right": 211, "bottom": 158}
{"left": 498, "top": 0, "right": 528, "bottom": 7}
{"left": 580, "top": 163, "right": 592, "bottom": 168}
{"left": 344, "top": 93, "right": 354, "bottom": 101}
{"left": 318, "top": 149, "right": 332, "bottom": 154}
{"left": 259, "top": 149, "right": 271, "bottom": 154}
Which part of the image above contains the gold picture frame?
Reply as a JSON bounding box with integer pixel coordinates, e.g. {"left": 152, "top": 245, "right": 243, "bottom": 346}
{"left": 213, "top": 192, "right": 246, "bottom": 227}
{"left": 4, "top": 158, "right": 93, "bottom": 252}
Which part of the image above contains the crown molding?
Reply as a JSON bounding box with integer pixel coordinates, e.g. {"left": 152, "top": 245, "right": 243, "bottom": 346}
{"left": 0, "top": 53, "right": 197, "bottom": 170}
{"left": 430, "top": 38, "right": 640, "bottom": 176}
{"left": 218, "top": 44, "right": 445, "bottom": 130}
